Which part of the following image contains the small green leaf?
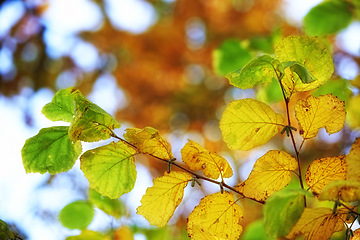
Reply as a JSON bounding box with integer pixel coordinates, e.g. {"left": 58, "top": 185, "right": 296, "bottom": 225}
{"left": 289, "top": 62, "right": 316, "bottom": 84}
{"left": 69, "top": 92, "right": 121, "bottom": 142}
{"left": 22, "top": 126, "right": 82, "bottom": 174}
{"left": 263, "top": 188, "right": 306, "bottom": 238}
{"left": 42, "top": 87, "right": 76, "bottom": 122}
{"left": 88, "top": 189, "right": 126, "bottom": 218}
{"left": 212, "top": 39, "right": 252, "bottom": 76}
{"left": 80, "top": 141, "right": 137, "bottom": 199}
{"left": 304, "top": 0, "right": 352, "bottom": 36}
{"left": 59, "top": 200, "right": 94, "bottom": 230}
{"left": 226, "top": 54, "right": 282, "bottom": 89}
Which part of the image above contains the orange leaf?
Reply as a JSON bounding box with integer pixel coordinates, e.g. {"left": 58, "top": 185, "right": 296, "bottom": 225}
{"left": 306, "top": 155, "right": 347, "bottom": 195}
{"left": 346, "top": 138, "right": 360, "bottom": 182}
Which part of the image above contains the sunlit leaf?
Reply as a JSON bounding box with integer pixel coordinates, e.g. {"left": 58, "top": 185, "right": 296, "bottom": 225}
{"left": 275, "top": 35, "right": 334, "bottom": 95}
{"left": 304, "top": 0, "right": 352, "bottom": 36}
{"left": 235, "top": 150, "right": 297, "bottom": 202}
{"left": 181, "top": 140, "right": 232, "bottom": 179}
{"left": 295, "top": 94, "right": 346, "bottom": 139}
{"left": 347, "top": 95, "right": 360, "bottom": 128}
{"left": 124, "top": 126, "right": 173, "bottom": 160}
{"left": 59, "top": 200, "right": 94, "bottom": 230}
{"left": 80, "top": 141, "right": 136, "bottom": 199}
{"left": 286, "top": 207, "right": 347, "bottom": 240}
{"left": 226, "top": 55, "right": 281, "bottom": 89}
{"left": 346, "top": 138, "right": 360, "bottom": 182}
{"left": 305, "top": 155, "right": 347, "bottom": 195}
{"left": 42, "top": 87, "right": 76, "bottom": 122}
{"left": 319, "top": 180, "right": 360, "bottom": 202}
{"left": 69, "top": 92, "right": 121, "bottom": 142}
{"left": 66, "top": 230, "right": 111, "bottom": 240}
{"left": 263, "top": 188, "right": 306, "bottom": 238}
{"left": 212, "top": 39, "right": 252, "bottom": 76}
{"left": 22, "top": 126, "right": 82, "bottom": 174}
{"left": 137, "top": 171, "right": 192, "bottom": 227}
{"left": 352, "top": 229, "right": 360, "bottom": 240}
{"left": 187, "top": 192, "right": 243, "bottom": 240}
{"left": 88, "top": 189, "right": 126, "bottom": 218}
{"left": 220, "top": 99, "right": 284, "bottom": 150}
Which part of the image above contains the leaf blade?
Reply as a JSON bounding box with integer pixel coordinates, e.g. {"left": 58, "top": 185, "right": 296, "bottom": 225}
{"left": 42, "top": 87, "right": 76, "bottom": 122}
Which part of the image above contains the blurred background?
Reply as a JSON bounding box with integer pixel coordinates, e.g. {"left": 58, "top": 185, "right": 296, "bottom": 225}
{"left": 1, "top": 0, "right": 360, "bottom": 239}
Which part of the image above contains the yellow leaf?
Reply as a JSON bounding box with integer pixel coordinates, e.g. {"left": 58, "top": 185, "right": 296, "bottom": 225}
{"left": 295, "top": 94, "right": 345, "bottom": 139}
{"left": 287, "top": 207, "right": 346, "bottom": 240}
{"left": 187, "top": 192, "right": 243, "bottom": 240}
{"left": 235, "top": 150, "right": 297, "bottom": 202}
{"left": 351, "top": 229, "right": 360, "bottom": 240}
{"left": 346, "top": 138, "right": 360, "bottom": 182}
{"left": 124, "top": 127, "right": 174, "bottom": 160}
{"left": 220, "top": 99, "right": 284, "bottom": 151}
{"left": 319, "top": 180, "right": 360, "bottom": 202}
{"left": 181, "top": 140, "right": 233, "bottom": 179}
{"left": 306, "top": 155, "right": 347, "bottom": 195}
{"left": 137, "top": 171, "right": 192, "bottom": 227}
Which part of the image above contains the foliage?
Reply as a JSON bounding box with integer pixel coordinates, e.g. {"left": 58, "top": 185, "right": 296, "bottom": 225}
{"left": 20, "top": 32, "right": 360, "bottom": 240}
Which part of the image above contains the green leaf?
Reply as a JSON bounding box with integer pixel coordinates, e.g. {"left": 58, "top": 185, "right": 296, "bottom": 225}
{"left": 22, "top": 126, "right": 82, "bottom": 174}
{"left": 88, "top": 189, "right": 126, "bottom": 218}
{"left": 59, "top": 200, "right": 94, "bottom": 230}
{"left": 275, "top": 35, "right": 334, "bottom": 95}
{"left": 42, "top": 87, "right": 76, "bottom": 122}
{"left": 0, "top": 219, "right": 16, "bottom": 240}
{"left": 80, "top": 141, "right": 137, "bottom": 199}
{"left": 212, "top": 39, "right": 252, "bottom": 76}
{"left": 313, "top": 78, "right": 352, "bottom": 108}
{"left": 241, "top": 220, "right": 275, "bottom": 240}
{"left": 304, "top": 0, "right": 352, "bottom": 36}
{"left": 69, "top": 92, "right": 121, "bottom": 142}
{"left": 226, "top": 54, "right": 282, "bottom": 89}
{"left": 288, "top": 62, "right": 317, "bottom": 84}
{"left": 263, "top": 188, "right": 306, "bottom": 238}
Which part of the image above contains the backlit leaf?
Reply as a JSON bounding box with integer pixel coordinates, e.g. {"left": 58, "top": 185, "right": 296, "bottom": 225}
{"left": 319, "top": 180, "right": 360, "bottom": 202}
{"left": 346, "top": 138, "right": 360, "bottom": 182}
{"left": 124, "top": 127, "right": 173, "bottom": 160}
{"left": 80, "top": 141, "right": 137, "bottom": 199}
{"left": 304, "top": 0, "right": 352, "bottom": 36}
{"left": 137, "top": 171, "right": 192, "bottom": 227}
{"left": 220, "top": 99, "right": 284, "bottom": 150}
{"left": 275, "top": 35, "right": 334, "bottom": 95}
{"left": 181, "top": 140, "right": 232, "bottom": 179}
{"left": 286, "top": 207, "right": 346, "bottom": 240}
{"left": 263, "top": 189, "right": 306, "bottom": 238}
{"left": 69, "top": 92, "right": 121, "bottom": 142}
{"left": 88, "top": 189, "right": 126, "bottom": 218}
{"left": 212, "top": 39, "right": 252, "bottom": 76}
{"left": 306, "top": 155, "right": 347, "bottom": 195}
{"left": 59, "top": 200, "right": 94, "bottom": 230}
{"left": 235, "top": 150, "right": 297, "bottom": 202}
{"left": 22, "top": 126, "right": 82, "bottom": 174}
{"left": 226, "top": 55, "right": 281, "bottom": 89}
{"left": 42, "top": 87, "right": 76, "bottom": 122}
{"left": 295, "top": 94, "right": 346, "bottom": 139}
{"left": 187, "top": 192, "right": 243, "bottom": 240}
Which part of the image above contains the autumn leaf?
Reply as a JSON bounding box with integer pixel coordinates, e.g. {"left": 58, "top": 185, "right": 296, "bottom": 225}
{"left": 306, "top": 155, "right": 347, "bottom": 195}
{"left": 235, "top": 150, "right": 297, "bottom": 202}
{"left": 319, "top": 180, "right": 360, "bottom": 202}
{"left": 187, "top": 192, "right": 243, "bottom": 240}
{"left": 181, "top": 140, "right": 232, "bottom": 179}
{"left": 275, "top": 35, "right": 334, "bottom": 95}
{"left": 69, "top": 92, "right": 121, "bottom": 142}
{"left": 352, "top": 229, "right": 360, "bottom": 240}
{"left": 346, "top": 138, "right": 360, "bottom": 182}
{"left": 124, "top": 126, "right": 174, "bottom": 160}
{"left": 263, "top": 188, "right": 306, "bottom": 238}
{"left": 22, "top": 126, "right": 82, "bottom": 174}
{"left": 220, "top": 99, "right": 284, "bottom": 150}
{"left": 226, "top": 55, "right": 281, "bottom": 89}
{"left": 286, "top": 207, "right": 347, "bottom": 240}
{"left": 42, "top": 87, "right": 76, "bottom": 122}
{"left": 137, "top": 171, "right": 192, "bottom": 228}
{"left": 80, "top": 141, "right": 137, "bottom": 199}
{"left": 295, "top": 94, "right": 346, "bottom": 139}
